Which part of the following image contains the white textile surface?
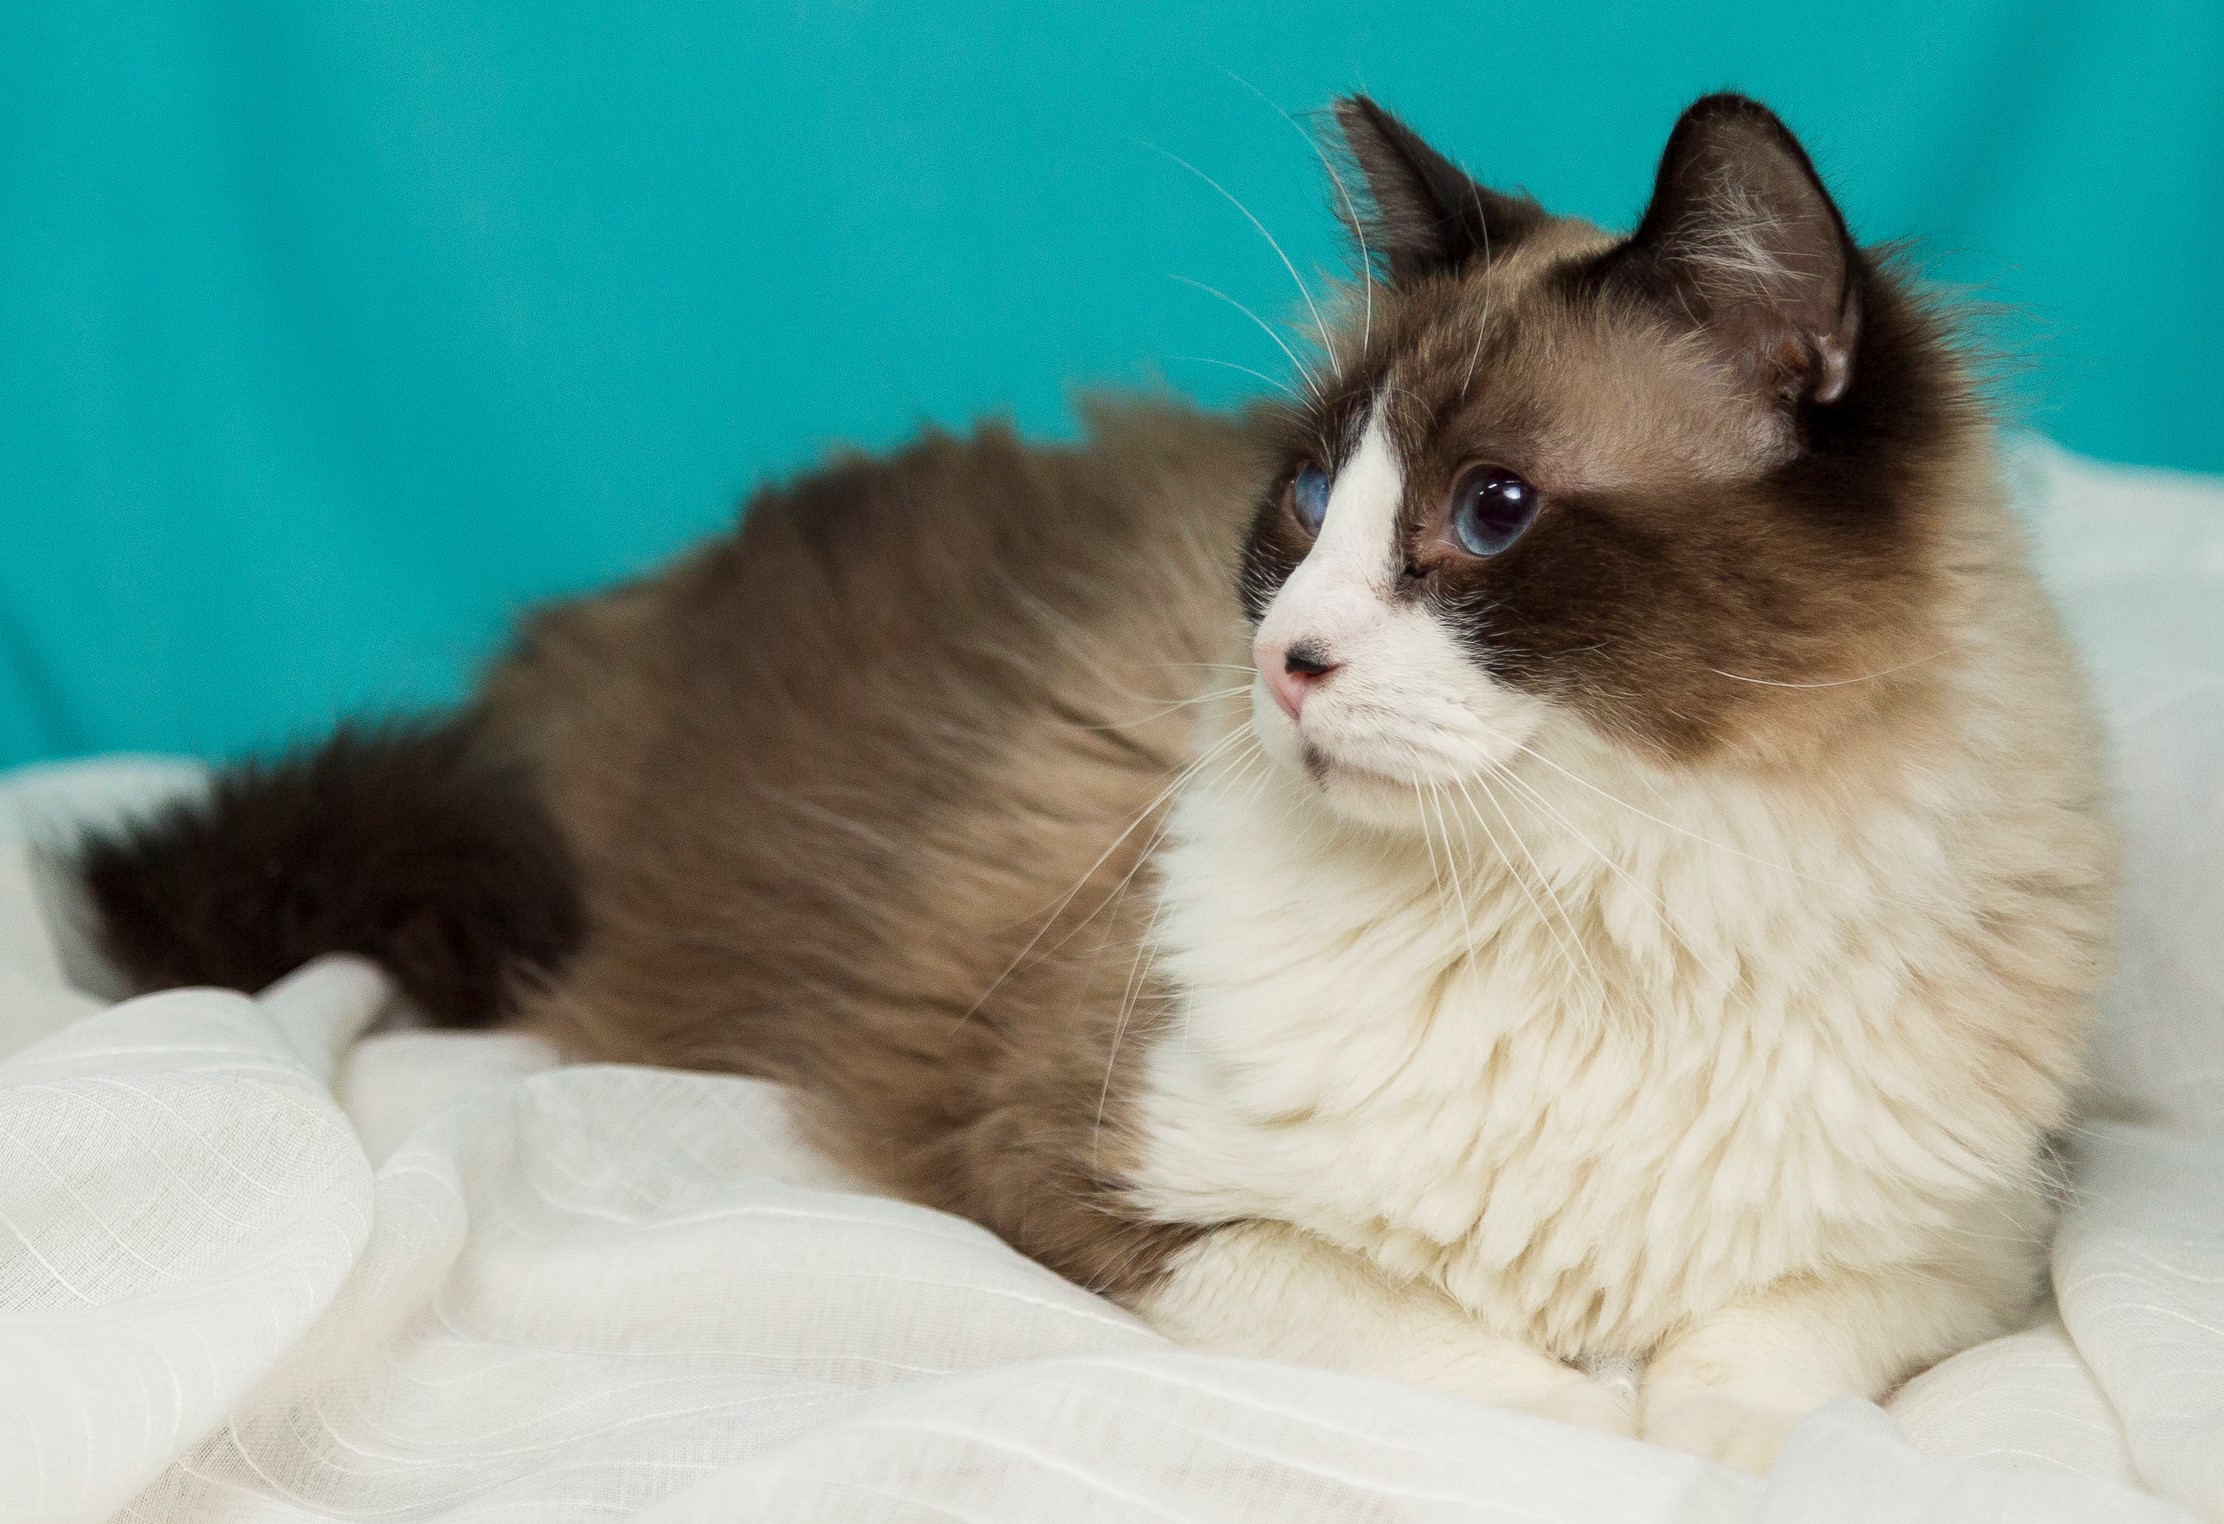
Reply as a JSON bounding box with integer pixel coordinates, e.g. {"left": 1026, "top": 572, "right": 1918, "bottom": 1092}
{"left": 1, "top": 441, "right": 2219, "bottom": 1524}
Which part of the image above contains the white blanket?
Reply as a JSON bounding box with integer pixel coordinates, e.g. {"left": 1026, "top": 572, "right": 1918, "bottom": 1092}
{"left": 1, "top": 440, "right": 2219, "bottom": 1524}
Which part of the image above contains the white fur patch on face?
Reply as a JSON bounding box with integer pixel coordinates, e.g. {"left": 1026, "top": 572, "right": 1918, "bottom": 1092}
{"left": 1251, "top": 402, "right": 1549, "bottom": 828}
{"left": 1290, "top": 404, "right": 1405, "bottom": 595}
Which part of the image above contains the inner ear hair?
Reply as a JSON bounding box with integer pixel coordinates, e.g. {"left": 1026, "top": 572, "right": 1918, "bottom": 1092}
{"left": 1332, "top": 94, "right": 1546, "bottom": 285}
{"left": 1609, "top": 93, "right": 1861, "bottom": 407}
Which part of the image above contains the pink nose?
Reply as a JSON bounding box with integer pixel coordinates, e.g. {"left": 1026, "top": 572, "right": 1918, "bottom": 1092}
{"left": 1259, "top": 640, "right": 1339, "bottom": 721}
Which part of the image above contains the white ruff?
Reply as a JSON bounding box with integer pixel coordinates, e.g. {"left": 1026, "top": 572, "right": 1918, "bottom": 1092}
{"left": 1133, "top": 723, "right": 2045, "bottom": 1358}
{"left": 1131, "top": 410, "right": 2080, "bottom": 1371}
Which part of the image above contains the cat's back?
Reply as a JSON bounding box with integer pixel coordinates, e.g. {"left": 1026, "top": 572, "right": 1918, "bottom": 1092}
{"left": 480, "top": 399, "right": 1262, "bottom": 1271}
{"left": 487, "top": 399, "right": 1258, "bottom": 851}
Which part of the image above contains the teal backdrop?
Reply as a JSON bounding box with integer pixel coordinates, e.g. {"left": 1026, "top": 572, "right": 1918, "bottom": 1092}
{"left": 4, "top": 2, "right": 2220, "bottom": 766}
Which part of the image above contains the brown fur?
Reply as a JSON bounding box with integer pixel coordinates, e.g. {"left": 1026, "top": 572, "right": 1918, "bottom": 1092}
{"left": 478, "top": 403, "right": 1265, "bottom": 1295}
{"left": 80, "top": 719, "right": 584, "bottom": 1024}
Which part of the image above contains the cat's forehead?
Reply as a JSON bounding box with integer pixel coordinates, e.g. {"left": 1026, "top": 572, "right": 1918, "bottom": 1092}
{"left": 1319, "top": 223, "right": 1785, "bottom": 494}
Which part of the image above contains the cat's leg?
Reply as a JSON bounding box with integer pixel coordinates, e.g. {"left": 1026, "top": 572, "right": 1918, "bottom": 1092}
{"left": 1137, "top": 1220, "right": 1634, "bottom": 1435}
{"left": 1638, "top": 1205, "right": 2047, "bottom": 1473}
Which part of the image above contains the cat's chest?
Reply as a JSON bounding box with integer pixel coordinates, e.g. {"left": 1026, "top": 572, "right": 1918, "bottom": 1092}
{"left": 1128, "top": 817, "right": 1957, "bottom": 1355}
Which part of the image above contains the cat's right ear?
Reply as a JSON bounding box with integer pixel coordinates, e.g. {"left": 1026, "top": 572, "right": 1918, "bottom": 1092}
{"left": 1333, "top": 95, "right": 1545, "bottom": 285}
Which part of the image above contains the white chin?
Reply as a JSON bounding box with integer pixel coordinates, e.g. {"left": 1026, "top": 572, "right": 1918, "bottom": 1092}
{"left": 1244, "top": 687, "right": 1538, "bottom": 834}
{"left": 1311, "top": 759, "right": 1437, "bottom": 831}
{"left": 1256, "top": 721, "right": 1441, "bottom": 832}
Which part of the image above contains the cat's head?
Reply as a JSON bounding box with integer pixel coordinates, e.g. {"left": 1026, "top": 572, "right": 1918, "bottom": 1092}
{"left": 1240, "top": 93, "right": 1983, "bottom": 829}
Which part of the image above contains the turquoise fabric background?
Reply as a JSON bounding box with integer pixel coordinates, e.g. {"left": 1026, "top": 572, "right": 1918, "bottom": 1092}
{"left": 4, "top": 2, "right": 2220, "bottom": 766}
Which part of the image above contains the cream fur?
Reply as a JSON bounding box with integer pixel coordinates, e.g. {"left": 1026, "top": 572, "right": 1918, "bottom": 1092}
{"left": 1132, "top": 413, "right": 2111, "bottom": 1472}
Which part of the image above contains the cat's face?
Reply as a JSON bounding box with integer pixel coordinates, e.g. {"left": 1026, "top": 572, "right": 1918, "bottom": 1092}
{"left": 1240, "top": 94, "right": 1972, "bottom": 829}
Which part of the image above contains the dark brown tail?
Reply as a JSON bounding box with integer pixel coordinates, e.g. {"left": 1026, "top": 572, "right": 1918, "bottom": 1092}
{"left": 76, "top": 718, "right": 583, "bottom": 1025}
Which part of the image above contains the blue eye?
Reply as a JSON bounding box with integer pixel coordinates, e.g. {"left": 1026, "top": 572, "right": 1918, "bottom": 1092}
{"left": 1449, "top": 465, "right": 1539, "bottom": 556}
{"left": 1290, "top": 464, "right": 1331, "bottom": 534}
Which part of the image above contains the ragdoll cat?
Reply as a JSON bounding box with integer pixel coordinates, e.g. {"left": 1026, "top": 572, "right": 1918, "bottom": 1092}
{"left": 81, "top": 93, "right": 2116, "bottom": 1471}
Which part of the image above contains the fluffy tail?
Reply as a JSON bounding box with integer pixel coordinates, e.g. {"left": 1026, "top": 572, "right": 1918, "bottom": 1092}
{"left": 77, "top": 718, "right": 584, "bottom": 1025}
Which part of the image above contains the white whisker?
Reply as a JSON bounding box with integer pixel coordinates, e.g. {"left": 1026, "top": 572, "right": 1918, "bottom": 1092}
{"left": 1165, "top": 354, "right": 1301, "bottom": 402}
{"left": 1453, "top": 769, "right": 1608, "bottom": 1005}
{"left": 1084, "top": 685, "right": 1253, "bottom": 732}
{"left": 1481, "top": 755, "right": 1742, "bottom": 994}
{"left": 1167, "top": 274, "right": 1322, "bottom": 398}
{"left": 1424, "top": 780, "right": 1478, "bottom": 969}
{"left": 1461, "top": 717, "right": 1830, "bottom": 886}
{"left": 955, "top": 723, "right": 1255, "bottom": 1028}
{"left": 1707, "top": 648, "right": 1952, "bottom": 689}
{"left": 1145, "top": 141, "right": 1333, "bottom": 360}
{"left": 1218, "top": 67, "right": 1372, "bottom": 355}
{"left": 1461, "top": 173, "right": 1496, "bottom": 394}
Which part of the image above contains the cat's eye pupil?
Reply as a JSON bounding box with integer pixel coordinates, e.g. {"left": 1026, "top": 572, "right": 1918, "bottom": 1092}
{"left": 1450, "top": 467, "right": 1539, "bottom": 557}
{"left": 1291, "top": 464, "right": 1331, "bottom": 534}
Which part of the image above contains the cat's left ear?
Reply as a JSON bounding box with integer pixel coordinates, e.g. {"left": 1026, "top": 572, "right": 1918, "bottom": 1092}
{"left": 1333, "top": 95, "right": 1546, "bottom": 284}
{"left": 1607, "top": 94, "right": 1862, "bottom": 407}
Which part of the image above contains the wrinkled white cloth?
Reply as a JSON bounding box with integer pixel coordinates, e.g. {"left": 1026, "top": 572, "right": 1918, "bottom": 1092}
{"left": 1, "top": 440, "right": 2219, "bottom": 1524}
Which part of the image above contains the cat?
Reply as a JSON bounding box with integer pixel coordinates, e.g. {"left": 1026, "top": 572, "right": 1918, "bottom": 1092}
{"left": 80, "top": 92, "right": 2116, "bottom": 1472}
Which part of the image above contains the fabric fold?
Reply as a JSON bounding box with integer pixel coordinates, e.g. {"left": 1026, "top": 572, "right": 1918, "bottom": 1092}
{"left": 0, "top": 961, "right": 386, "bottom": 1524}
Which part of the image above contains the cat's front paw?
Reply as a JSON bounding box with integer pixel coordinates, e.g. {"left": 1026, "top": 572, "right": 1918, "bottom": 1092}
{"left": 1638, "top": 1387, "right": 1804, "bottom": 1473}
